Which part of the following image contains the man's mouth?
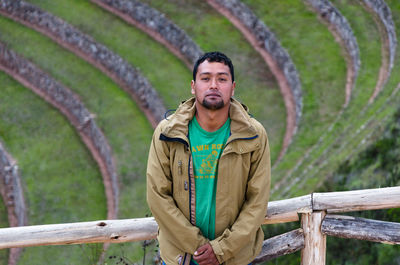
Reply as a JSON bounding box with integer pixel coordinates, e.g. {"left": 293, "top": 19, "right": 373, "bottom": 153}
{"left": 206, "top": 93, "right": 221, "bottom": 97}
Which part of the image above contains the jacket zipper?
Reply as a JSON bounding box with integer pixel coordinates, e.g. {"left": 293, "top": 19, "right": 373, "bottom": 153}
{"left": 188, "top": 152, "right": 196, "bottom": 226}
{"left": 161, "top": 132, "right": 259, "bottom": 262}
{"left": 160, "top": 134, "right": 195, "bottom": 225}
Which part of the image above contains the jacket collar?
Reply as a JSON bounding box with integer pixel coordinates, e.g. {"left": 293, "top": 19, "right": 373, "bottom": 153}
{"left": 161, "top": 97, "right": 257, "bottom": 140}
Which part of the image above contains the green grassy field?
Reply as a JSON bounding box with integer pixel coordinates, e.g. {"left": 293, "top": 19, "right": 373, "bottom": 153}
{"left": 0, "top": 196, "right": 8, "bottom": 263}
{"left": 282, "top": 0, "right": 400, "bottom": 198}
{"left": 27, "top": 0, "right": 192, "bottom": 109}
{"left": 0, "top": 0, "right": 399, "bottom": 263}
{"left": 0, "top": 69, "right": 106, "bottom": 263}
{"left": 332, "top": 0, "right": 383, "bottom": 103}
{"left": 0, "top": 15, "right": 154, "bottom": 262}
{"left": 269, "top": 0, "right": 387, "bottom": 197}
{"left": 240, "top": 0, "right": 350, "bottom": 197}
{"left": 263, "top": 1, "right": 400, "bottom": 263}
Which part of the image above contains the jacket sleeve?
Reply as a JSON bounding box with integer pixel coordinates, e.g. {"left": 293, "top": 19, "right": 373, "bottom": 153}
{"left": 209, "top": 126, "right": 271, "bottom": 263}
{"left": 146, "top": 124, "right": 208, "bottom": 254}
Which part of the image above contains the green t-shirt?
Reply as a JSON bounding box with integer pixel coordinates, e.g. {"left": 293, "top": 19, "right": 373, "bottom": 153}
{"left": 188, "top": 116, "right": 231, "bottom": 240}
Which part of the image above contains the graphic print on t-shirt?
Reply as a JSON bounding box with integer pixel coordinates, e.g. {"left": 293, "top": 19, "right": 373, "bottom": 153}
{"left": 201, "top": 150, "right": 218, "bottom": 174}
{"left": 191, "top": 143, "right": 225, "bottom": 178}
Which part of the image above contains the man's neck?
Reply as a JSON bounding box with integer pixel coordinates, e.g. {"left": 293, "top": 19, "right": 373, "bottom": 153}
{"left": 195, "top": 102, "right": 230, "bottom": 132}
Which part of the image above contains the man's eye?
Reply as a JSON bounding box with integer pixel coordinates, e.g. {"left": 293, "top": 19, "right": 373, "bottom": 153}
{"left": 202, "top": 77, "right": 209, "bottom": 81}
{"left": 219, "top": 78, "right": 227, "bottom": 82}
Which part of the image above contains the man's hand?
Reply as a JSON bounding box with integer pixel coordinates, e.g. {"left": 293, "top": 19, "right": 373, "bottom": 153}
{"left": 193, "top": 243, "right": 219, "bottom": 265}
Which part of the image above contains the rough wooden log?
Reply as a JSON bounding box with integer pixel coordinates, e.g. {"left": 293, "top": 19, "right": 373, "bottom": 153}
{"left": 264, "top": 186, "right": 400, "bottom": 224}
{"left": 1, "top": 186, "right": 400, "bottom": 250}
{"left": 266, "top": 194, "right": 312, "bottom": 216}
{"left": 253, "top": 228, "right": 304, "bottom": 263}
{"left": 264, "top": 211, "right": 299, "bottom": 224}
{"left": 322, "top": 214, "right": 400, "bottom": 245}
{"left": 0, "top": 218, "right": 158, "bottom": 249}
{"left": 313, "top": 186, "right": 400, "bottom": 213}
{"left": 263, "top": 194, "right": 310, "bottom": 224}
{"left": 301, "top": 211, "right": 326, "bottom": 265}
{"left": 263, "top": 194, "right": 311, "bottom": 224}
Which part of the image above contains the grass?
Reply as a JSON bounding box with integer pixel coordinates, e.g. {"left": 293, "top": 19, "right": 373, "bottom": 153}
{"left": 240, "top": 0, "right": 348, "bottom": 196}
{"left": 27, "top": 0, "right": 192, "bottom": 109}
{"left": 319, "top": 106, "right": 400, "bottom": 264}
{"left": 331, "top": 0, "right": 383, "bottom": 103}
{"left": 1, "top": 0, "right": 285, "bottom": 260}
{"left": 137, "top": 0, "right": 286, "bottom": 162}
{"left": 0, "top": 16, "right": 153, "bottom": 263}
{"left": 27, "top": 0, "right": 287, "bottom": 160}
{"left": 0, "top": 195, "right": 8, "bottom": 263}
{"left": 281, "top": 0, "right": 400, "bottom": 197}
{"left": 1, "top": 0, "right": 399, "bottom": 263}
{"left": 294, "top": 54, "right": 400, "bottom": 197}
{"left": 0, "top": 70, "right": 106, "bottom": 263}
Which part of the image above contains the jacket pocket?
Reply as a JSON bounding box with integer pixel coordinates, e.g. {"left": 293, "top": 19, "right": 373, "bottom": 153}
{"left": 172, "top": 159, "right": 185, "bottom": 198}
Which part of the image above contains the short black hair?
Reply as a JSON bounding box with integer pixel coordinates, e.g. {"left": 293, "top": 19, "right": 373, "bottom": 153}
{"left": 192, "top": 51, "right": 234, "bottom": 82}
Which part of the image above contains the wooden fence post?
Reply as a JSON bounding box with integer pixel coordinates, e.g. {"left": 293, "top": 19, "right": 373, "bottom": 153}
{"left": 301, "top": 211, "right": 326, "bottom": 265}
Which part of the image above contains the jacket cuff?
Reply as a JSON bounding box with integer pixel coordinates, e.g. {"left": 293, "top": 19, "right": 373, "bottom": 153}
{"left": 209, "top": 240, "right": 224, "bottom": 264}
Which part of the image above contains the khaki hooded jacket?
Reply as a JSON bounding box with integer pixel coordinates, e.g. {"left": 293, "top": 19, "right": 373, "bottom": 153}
{"left": 146, "top": 97, "right": 271, "bottom": 265}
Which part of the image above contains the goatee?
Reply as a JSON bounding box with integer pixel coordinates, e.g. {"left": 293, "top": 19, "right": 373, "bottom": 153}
{"left": 202, "top": 98, "right": 224, "bottom": 110}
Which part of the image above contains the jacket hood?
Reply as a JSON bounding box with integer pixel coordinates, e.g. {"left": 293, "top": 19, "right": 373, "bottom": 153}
{"left": 161, "top": 97, "right": 258, "bottom": 140}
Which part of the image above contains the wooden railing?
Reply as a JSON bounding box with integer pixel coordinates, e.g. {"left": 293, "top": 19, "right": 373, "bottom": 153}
{"left": 0, "top": 186, "right": 399, "bottom": 264}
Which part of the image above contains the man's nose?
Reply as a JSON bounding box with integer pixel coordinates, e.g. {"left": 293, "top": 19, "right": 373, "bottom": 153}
{"left": 210, "top": 77, "right": 218, "bottom": 89}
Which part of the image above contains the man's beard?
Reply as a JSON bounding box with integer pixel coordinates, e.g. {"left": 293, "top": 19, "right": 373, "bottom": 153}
{"left": 202, "top": 97, "right": 225, "bottom": 110}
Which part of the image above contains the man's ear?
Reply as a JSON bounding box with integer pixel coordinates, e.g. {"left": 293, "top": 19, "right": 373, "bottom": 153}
{"left": 191, "top": 80, "right": 195, "bottom": 95}
{"left": 232, "top": 81, "right": 236, "bottom": 97}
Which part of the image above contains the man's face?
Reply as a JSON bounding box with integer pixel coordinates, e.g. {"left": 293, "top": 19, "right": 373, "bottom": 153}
{"left": 191, "top": 60, "right": 235, "bottom": 110}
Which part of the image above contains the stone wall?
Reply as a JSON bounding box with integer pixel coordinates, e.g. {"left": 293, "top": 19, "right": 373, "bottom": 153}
{"left": 94, "top": 0, "right": 203, "bottom": 67}
{"left": 0, "top": 0, "right": 165, "bottom": 125}
{"left": 0, "top": 142, "right": 26, "bottom": 265}
{"left": 362, "top": 0, "right": 397, "bottom": 71}
{"left": 0, "top": 42, "right": 119, "bottom": 219}
{"left": 0, "top": 142, "right": 26, "bottom": 228}
{"left": 208, "top": 0, "right": 302, "bottom": 125}
{"left": 306, "top": 0, "right": 360, "bottom": 86}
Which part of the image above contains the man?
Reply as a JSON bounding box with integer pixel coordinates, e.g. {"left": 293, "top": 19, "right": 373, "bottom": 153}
{"left": 147, "top": 52, "right": 270, "bottom": 265}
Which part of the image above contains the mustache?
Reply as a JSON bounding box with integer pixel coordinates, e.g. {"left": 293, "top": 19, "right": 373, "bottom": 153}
{"left": 205, "top": 91, "right": 222, "bottom": 97}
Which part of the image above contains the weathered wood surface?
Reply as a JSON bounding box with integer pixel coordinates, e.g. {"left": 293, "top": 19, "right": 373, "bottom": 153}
{"left": 313, "top": 186, "right": 400, "bottom": 213}
{"left": 0, "top": 218, "right": 158, "bottom": 249}
{"left": 267, "top": 194, "right": 312, "bottom": 216}
{"left": 1, "top": 186, "right": 399, "bottom": 250}
{"left": 263, "top": 194, "right": 312, "bottom": 224}
{"left": 322, "top": 214, "right": 400, "bottom": 245}
{"left": 253, "top": 228, "right": 304, "bottom": 264}
{"left": 264, "top": 211, "right": 299, "bottom": 224}
{"left": 265, "top": 186, "right": 400, "bottom": 224}
{"left": 301, "top": 211, "right": 326, "bottom": 265}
